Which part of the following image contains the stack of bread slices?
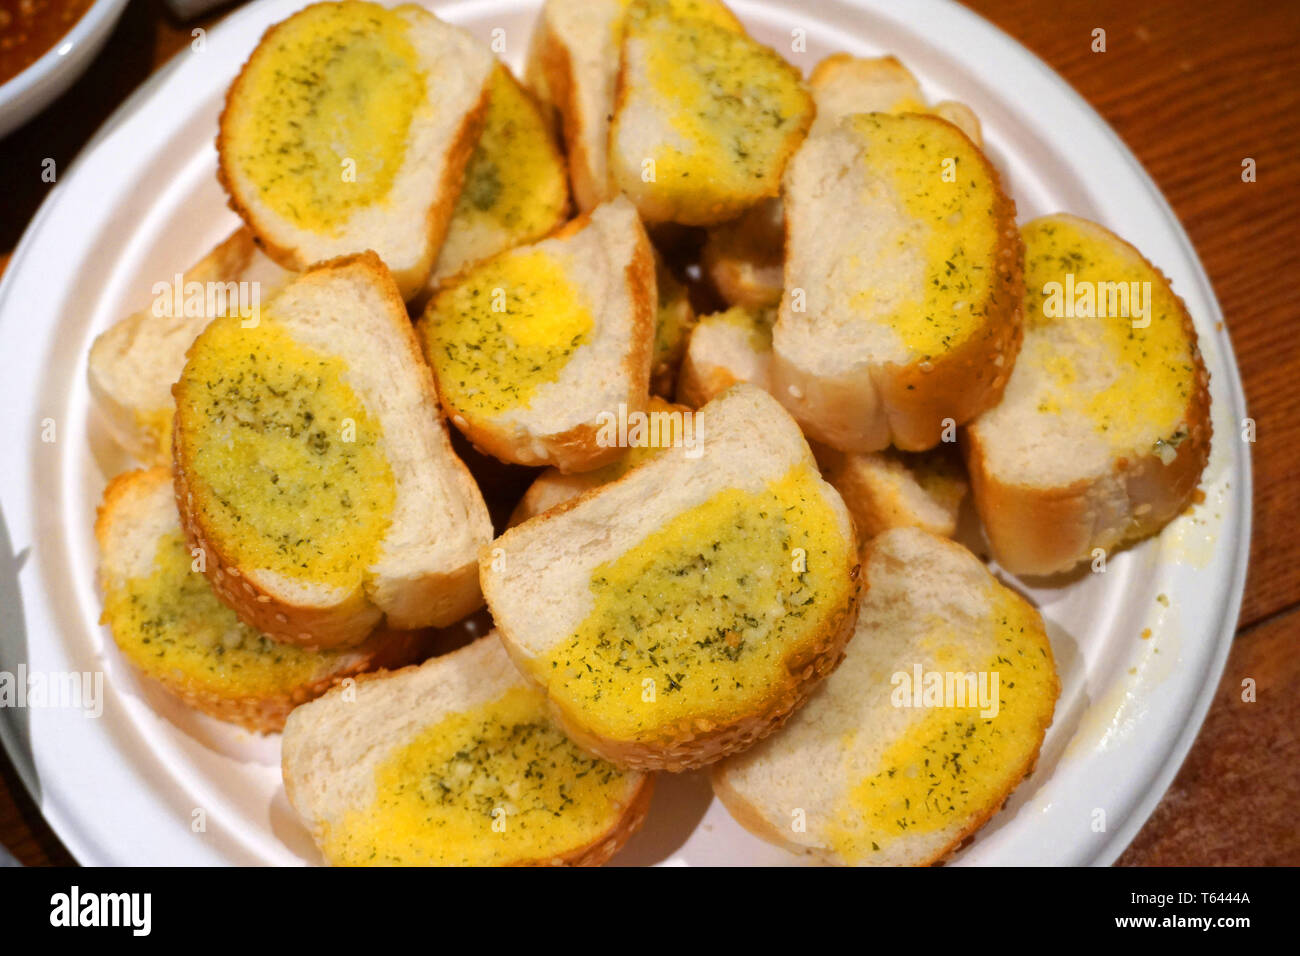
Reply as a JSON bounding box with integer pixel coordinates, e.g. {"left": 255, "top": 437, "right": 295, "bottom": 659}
{"left": 86, "top": 0, "right": 1210, "bottom": 866}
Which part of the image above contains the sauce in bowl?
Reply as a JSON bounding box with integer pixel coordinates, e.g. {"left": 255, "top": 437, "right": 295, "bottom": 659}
{"left": 0, "top": 0, "right": 95, "bottom": 85}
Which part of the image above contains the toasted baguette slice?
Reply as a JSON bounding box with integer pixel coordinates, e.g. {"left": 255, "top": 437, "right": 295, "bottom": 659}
{"left": 713, "top": 527, "right": 1059, "bottom": 866}
{"left": 282, "top": 633, "right": 653, "bottom": 866}
{"left": 650, "top": 252, "right": 698, "bottom": 397}
{"left": 508, "top": 396, "right": 694, "bottom": 526}
{"left": 525, "top": 0, "right": 626, "bottom": 212}
{"left": 173, "top": 252, "right": 492, "bottom": 649}
{"left": 773, "top": 112, "right": 1023, "bottom": 453}
{"left": 414, "top": 63, "right": 570, "bottom": 309}
{"left": 482, "top": 385, "right": 861, "bottom": 771}
{"left": 817, "top": 445, "right": 968, "bottom": 545}
{"left": 217, "top": 2, "right": 493, "bottom": 300}
{"left": 701, "top": 55, "right": 984, "bottom": 310}
{"left": 88, "top": 229, "right": 293, "bottom": 465}
{"left": 965, "top": 214, "right": 1212, "bottom": 575}
{"left": 418, "top": 197, "right": 655, "bottom": 473}
{"left": 676, "top": 304, "right": 775, "bottom": 408}
{"left": 96, "top": 468, "right": 432, "bottom": 733}
{"left": 609, "top": 0, "right": 813, "bottom": 226}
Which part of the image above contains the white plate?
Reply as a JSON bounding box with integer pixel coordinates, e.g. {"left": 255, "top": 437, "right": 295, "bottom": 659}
{"left": 0, "top": 0, "right": 1250, "bottom": 866}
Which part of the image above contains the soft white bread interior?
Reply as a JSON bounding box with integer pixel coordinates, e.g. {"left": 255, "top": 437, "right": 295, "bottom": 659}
{"left": 482, "top": 384, "right": 862, "bottom": 771}
{"left": 217, "top": 1, "right": 494, "bottom": 300}
{"left": 507, "top": 396, "right": 695, "bottom": 526}
{"left": 701, "top": 54, "right": 983, "bottom": 311}
{"left": 676, "top": 304, "right": 775, "bottom": 408}
{"left": 418, "top": 196, "right": 655, "bottom": 473}
{"left": 173, "top": 252, "right": 492, "bottom": 650}
{"left": 282, "top": 632, "right": 653, "bottom": 866}
{"left": 608, "top": 0, "right": 813, "bottom": 225}
{"left": 713, "top": 527, "right": 1059, "bottom": 866}
{"left": 773, "top": 112, "right": 1022, "bottom": 453}
{"left": 525, "top": 0, "right": 626, "bottom": 212}
{"left": 965, "top": 214, "right": 1212, "bottom": 575}
{"left": 88, "top": 228, "right": 293, "bottom": 465}
{"left": 95, "top": 467, "right": 432, "bottom": 733}
{"left": 818, "top": 445, "right": 969, "bottom": 545}
{"left": 415, "top": 62, "right": 570, "bottom": 309}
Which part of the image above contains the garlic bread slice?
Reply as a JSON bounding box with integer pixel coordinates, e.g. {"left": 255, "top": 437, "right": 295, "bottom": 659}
{"left": 773, "top": 112, "right": 1022, "bottom": 452}
{"left": 482, "top": 385, "right": 862, "bottom": 771}
{"left": 418, "top": 196, "right": 655, "bottom": 473}
{"left": 713, "top": 527, "right": 1059, "bottom": 866}
{"left": 282, "top": 633, "right": 652, "bottom": 866}
{"left": 173, "top": 252, "right": 492, "bottom": 649}
{"left": 965, "top": 214, "right": 1212, "bottom": 575}
{"left": 218, "top": 1, "right": 493, "bottom": 299}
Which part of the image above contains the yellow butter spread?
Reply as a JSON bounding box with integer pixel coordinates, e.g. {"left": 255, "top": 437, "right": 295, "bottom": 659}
{"left": 103, "top": 531, "right": 344, "bottom": 697}
{"left": 424, "top": 249, "right": 594, "bottom": 417}
{"left": 713, "top": 305, "right": 775, "bottom": 353}
{"left": 633, "top": 4, "right": 812, "bottom": 205}
{"left": 322, "top": 686, "right": 632, "bottom": 865}
{"left": 846, "top": 113, "right": 1000, "bottom": 360}
{"left": 532, "top": 464, "right": 854, "bottom": 742}
{"left": 177, "top": 315, "right": 394, "bottom": 588}
{"left": 226, "top": 2, "right": 426, "bottom": 235}
{"left": 828, "top": 586, "right": 1056, "bottom": 862}
{"left": 1022, "top": 216, "right": 1196, "bottom": 453}
{"left": 444, "top": 65, "right": 568, "bottom": 254}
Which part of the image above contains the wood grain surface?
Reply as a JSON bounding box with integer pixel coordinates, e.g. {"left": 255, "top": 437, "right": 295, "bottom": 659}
{"left": 0, "top": 0, "right": 1295, "bottom": 866}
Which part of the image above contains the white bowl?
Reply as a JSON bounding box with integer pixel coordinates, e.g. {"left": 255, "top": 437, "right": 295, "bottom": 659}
{"left": 0, "top": 0, "right": 131, "bottom": 140}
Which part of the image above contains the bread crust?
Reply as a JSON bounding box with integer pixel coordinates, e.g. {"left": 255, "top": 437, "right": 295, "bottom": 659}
{"left": 428, "top": 204, "right": 657, "bottom": 474}
{"left": 773, "top": 116, "right": 1024, "bottom": 453}
{"left": 173, "top": 251, "right": 487, "bottom": 649}
{"left": 527, "top": 8, "right": 614, "bottom": 213}
{"left": 493, "top": 556, "right": 862, "bottom": 773}
{"left": 964, "top": 236, "right": 1212, "bottom": 576}
{"left": 523, "top": 774, "right": 655, "bottom": 866}
{"left": 215, "top": 8, "right": 491, "bottom": 300}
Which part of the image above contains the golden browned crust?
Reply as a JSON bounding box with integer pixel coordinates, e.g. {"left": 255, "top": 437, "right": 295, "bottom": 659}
{"left": 215, "top": 11, "right": 491, "bottom": 298}
{"left": 134, "top": 626, "right": 436, "bottom": 734}
{"left": 422, "top": 205, "right": 656, "bottom": 474}
{"left": 964, "top": 233, "right": 1212, "bottom": 577}
{"left": 173, "top": 251, "right": 484, "bottom": 648}
{"left": 494, "top": 561, "right": 862, "bottom": 773}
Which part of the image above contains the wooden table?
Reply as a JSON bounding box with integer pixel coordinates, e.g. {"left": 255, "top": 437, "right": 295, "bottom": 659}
{"left": 1, "top": 0, "right": 1296, "bottom": 866}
